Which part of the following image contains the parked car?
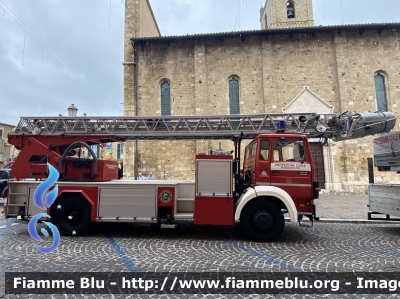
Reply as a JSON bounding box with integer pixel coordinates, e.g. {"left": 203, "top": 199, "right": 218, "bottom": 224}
{"left": 0, "top": 168, "right": 10, "bottom": 199}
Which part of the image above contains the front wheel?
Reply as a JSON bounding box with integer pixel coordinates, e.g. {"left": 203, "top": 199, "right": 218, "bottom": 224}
{"left": 241, "top": 200, "right": 284, "bottom": 242}
{"left": 52, "top": 197, "right": 92, "bottom": 236}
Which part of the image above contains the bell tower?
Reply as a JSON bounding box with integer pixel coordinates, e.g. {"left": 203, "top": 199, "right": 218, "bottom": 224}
{"left": 260, "top": 0, "right": 314, "bottom": 29}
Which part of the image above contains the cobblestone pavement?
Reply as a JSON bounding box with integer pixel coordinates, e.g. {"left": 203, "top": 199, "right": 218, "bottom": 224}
{"left": 315, "top": 194, "right": 400, "bottom": 221}
{"left": 1, "top": 195, "right": 400, "bottom": 299}
{"left": 315, "top": 194, "right": 370, "bottom": 220}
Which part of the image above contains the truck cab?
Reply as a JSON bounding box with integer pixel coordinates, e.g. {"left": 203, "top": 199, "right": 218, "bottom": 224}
{"left": 238, "top": 134, "right": 321, "bottom": 239}
{"left": 242, "top": 134, "right": 318, "bottom": 216}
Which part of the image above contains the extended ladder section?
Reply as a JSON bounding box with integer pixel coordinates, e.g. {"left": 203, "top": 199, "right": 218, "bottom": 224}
{"left": 10, "top": 111, "right": 396, "bottom": 141}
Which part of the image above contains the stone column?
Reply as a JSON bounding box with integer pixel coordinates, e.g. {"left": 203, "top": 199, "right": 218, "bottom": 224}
{"left": 122, "top": 0, "right": 140, "bottom": 179}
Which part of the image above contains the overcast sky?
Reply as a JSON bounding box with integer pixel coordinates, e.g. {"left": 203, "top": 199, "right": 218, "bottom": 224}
{"left": 1, "top": 0, "right": 400, "bottom": 126}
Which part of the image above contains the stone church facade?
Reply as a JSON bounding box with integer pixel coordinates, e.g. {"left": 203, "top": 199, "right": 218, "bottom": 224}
{"left": 122, "top": 0, "right": 400, "bottom": 194}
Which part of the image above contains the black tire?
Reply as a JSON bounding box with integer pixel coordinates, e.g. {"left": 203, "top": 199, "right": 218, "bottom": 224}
{"left": 241, "top": 200, "right": 284, "bottom": 242}
{"left": 52, "top": 196, "right": 92, "bottom": 236}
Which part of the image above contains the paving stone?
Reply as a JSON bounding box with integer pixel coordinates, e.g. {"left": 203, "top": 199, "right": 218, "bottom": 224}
{"left": 1, "top": 195, "right": 400, "bottom": 298}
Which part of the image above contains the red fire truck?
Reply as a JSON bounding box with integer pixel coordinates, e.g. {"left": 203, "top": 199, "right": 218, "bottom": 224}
{"left": 4, "top": 109, "right": 396, "bottom": 241}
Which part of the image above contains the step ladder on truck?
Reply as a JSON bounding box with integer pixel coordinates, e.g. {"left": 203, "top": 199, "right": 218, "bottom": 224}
{"left": 4, "top": 108, "right": 396, "bottom": 241}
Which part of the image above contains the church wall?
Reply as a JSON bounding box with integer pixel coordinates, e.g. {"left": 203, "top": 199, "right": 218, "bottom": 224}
{"left": 137, "top": 42, "right": 195, "bottom": 115}
{"left": 330, "top": 29, "right": 400, "bottom": 193}
{"left": 134, "top": 41, "right": 197, "bottom": 179}
{"left": 128, "top": 27, "right": 400, "bottom": 191}
{"left": 123, "top": 0, "right": 160, "bottom": 179}
{"left": 262, "top": 33, "right": 339, "bottom": 112}
{"left": 132, "top": 37, "right": 266, "bottom": 180}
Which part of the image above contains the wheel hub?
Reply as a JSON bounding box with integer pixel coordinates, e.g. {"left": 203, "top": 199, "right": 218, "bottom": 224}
{"left": 69, "top": 211, "right": 79, "bottom": 221}
{"left": 66, "top": 209, "right": 83, "bottom": 226}
{"left": 253, "top": 211, "right": 273, "bottom": 231}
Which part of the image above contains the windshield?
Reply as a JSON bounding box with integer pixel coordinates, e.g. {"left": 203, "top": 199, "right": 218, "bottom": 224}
{"left": 273, "top": 139, "right": 304, "bottom": 162}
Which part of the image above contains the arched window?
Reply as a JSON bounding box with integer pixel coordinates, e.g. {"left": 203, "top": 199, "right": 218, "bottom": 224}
{"left": 374, "top": 73, "right": 387, "bottom": 111}
{"left": 229, "top": 77, "right": 240, "bottom": 114}
{"left": 287, "top": 1, "right": 295, "bottom": 18}
{"left": 160, "top": 81, "right": 171, "bottom": 115}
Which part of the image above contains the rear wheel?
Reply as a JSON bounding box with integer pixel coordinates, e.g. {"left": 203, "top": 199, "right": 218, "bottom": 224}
{"left": 52, "top": 197, "right": 92, "bottom": 236}
{"left": 241, "top": 200, "right": 284, "bottom": 242}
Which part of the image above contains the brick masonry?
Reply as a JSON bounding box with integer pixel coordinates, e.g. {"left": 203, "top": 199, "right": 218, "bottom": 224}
{"left": 123, "top": 0, "right": 160, "bottom": 179}
{"left": 123, "top": 0, "right": 400, "bottom": 193}
{"left": 260, "top": 0, "right": 314, "bottom": 29}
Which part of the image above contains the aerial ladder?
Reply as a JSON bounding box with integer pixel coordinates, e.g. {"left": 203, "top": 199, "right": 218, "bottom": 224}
{"left": 4, "top": 110, "right": 396, "bottom": 242}
{"left": 8, "top": 110, "right": 395, "bottom": 181}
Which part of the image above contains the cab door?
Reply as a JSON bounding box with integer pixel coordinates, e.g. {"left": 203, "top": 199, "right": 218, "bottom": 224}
{"left": 243, "top": 141, "right": 256, "bottom": 181}
{"left": 269, "top": 137, "right": 313, "bottom": 213}
{"left": 255, "top": 139, "right": 271, "bottom": 186}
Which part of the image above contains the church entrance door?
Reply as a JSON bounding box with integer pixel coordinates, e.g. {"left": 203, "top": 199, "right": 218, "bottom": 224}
{"left": 309, "top": 142, "right": 325, "bottom": 189}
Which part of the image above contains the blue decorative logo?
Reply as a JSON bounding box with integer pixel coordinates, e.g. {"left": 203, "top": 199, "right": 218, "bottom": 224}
{"left": 27, "top": 163, "right": 61, "bottom": 253}
{"left": 159, "top": 190, "right": 172, "bottom": 204}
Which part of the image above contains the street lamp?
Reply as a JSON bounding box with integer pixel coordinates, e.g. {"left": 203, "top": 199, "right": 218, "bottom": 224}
{"left": 67, "top": 104, "right": 78, "bottom": 117}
